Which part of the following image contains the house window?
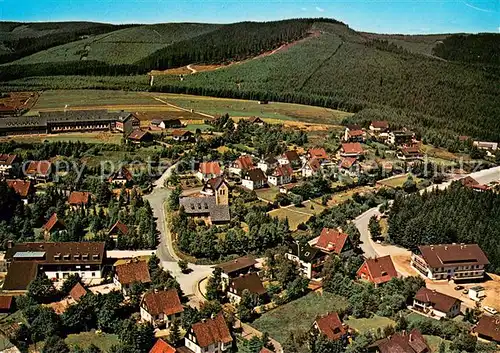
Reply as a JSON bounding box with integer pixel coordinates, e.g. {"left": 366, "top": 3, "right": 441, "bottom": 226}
{"left": 92, "top": 272, "right": 95, "bottom": 277}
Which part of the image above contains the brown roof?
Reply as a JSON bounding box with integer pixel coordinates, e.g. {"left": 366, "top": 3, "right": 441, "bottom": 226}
{"left": 340, "top": 157, "right": 357, "bottom": 169}
{"left": 234, "top": 155, "right": 254, "bottom": 170}
{"left": 283, "top": 150, "right": 300, "bottom": 163}
{"left": 414, "top": 287, "right": 460, "bottom": 313}
{"left": 205, "top": 176, "right": 228, "bottom": 191}
{"left": 199, "top": 162, "right": 222, "bottom": 176}
{"left": 6, "top": 179, "right": 32, "bottom": 198}
{"left": 371, "top": 329, "right": 429, "bottom": 353}
{"left": 69, "top": 282, "right": 87, "bottom": 301}
{"left": 0, "top": 296, "right": 13, "bottom": 310}
{"left": 348, "top": 129, "right": 364, "bottom": 137}
{"left": 341, "top": 143, "right": 364, "bottom": 154}
{"left": 128, "top": 129, "right": 151, "bottom": 141}
{"left": 68, "top": 191, "right": 91, "bottom": 205}
{"left": 230, "top": 273, "right": 266, "bottom": 297}
{"left": 359, "top": 255, "right": 398, "bottom": 285}
{"left": 249, "top": 116, "right": 264, "bottom": 124}
{"left": 246, "top": 168, "right": 266, "bottom": 182}
{"left": 306, "top": 158, "right": 321, "bottom": 172}
{"left": 417, "top": 244, "right": 489, "bottom": 268}
{"left": 25, "top": 160, "right": 52, "bottom": 176}
{"left": 171, "top": 129, "right": 192, "bottom": 137}
{"left": 309, "top": 148, "right": 329, "bottom": 160}
{"left": 149, "top": 339, "right": 177, "bottom": 353}
{"left": 459, "top": 177, "right": 489, "bottom": 190}
{"left": 5, "top": 242, "right": 105, "bottom": 266}
{"left": 315, "top": 312, "right": 346, "bottom": 341}
{"left": 111, "top": 167, "right": 133, "bottom": 182}
{"left": 191, "top": 313, "right": 233, "bottom": 348}
{"left": 401, "top": 146, "right": 421, "bottom": 155}
{"left": 0, "top": 154, "right": 16, "bottom": 166}
{"left": 108, "top": 221, "right": 129, "bottom": 236}
{"left": 216, "top": 256, "right": 257, "bottom": 275}
{"left": 42, "top": 213, "right": 65, "bottom": 233}
{"left": 273, "top": 164, "right": 293, "bottom": 177}
{"left": 3, "top": 261, "right": 38, "bottom": 290}
{"left": 475, "top": 315, "right": 500, "bottom": 342}
{"left": 141, "top": 289, "right": 184, "bottom": 317}
{"left": 371, "top": 121, "right": 389, "bottom": 129}
{"left": 115, "top": 259, "right": 151, "bottom": 285}
{"left": 315, "top": 228, "right": 350, "bottom": 255}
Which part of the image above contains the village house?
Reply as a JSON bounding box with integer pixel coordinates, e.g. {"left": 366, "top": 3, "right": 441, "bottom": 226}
{"left": 242, "top": 168, "right": 267, "bottom": 190}
{"left": 0, "top": 154, "right": 17, "bottom": 176}
{"left": 278, "top": 150, "right": 301, "bottom": 169}
{"left": 412, "top": 287, "right": 461, "bottom": 319}
{"left": 338, "top": 157, "right": 359, "bottom": 177}
{"left": 257, "top": 155, "right": 279, "bottom": 174}
{"left": 357, "top": 255, "right": 398, "bottom": 286}
{"left": 343, "top": 125, "right": 365, "bottom": 142}
{"left": 459, "top": 176, "right": 490, "bottom": 192}
{"left": 229, "top": 155, "right": 255, "bottom": 176}
{"left": 140, "top": 289, "right": 184, "bottom": 327}
{"left": 267, "top": 163, "right": 293, "bottom": 186}
{"left": 108, "top": 220, "right": 129, "bottom": 240}
{"left": 109, "top": 166, "right": 134, "bottom": 185}
{"left": 311, "top": 312, "right": 348, "bottom": 343}
{"left": 474, "top": 315, "right": 500, "bottom": 343}
{"left": 3, "top": 242, "right": 106, "bottom": 291}
{"left": 150, "top": 339, "right": 177, "bottom": 353}
{"left": 215, "top": 256, "right": 258, "bottom": 290}
{"left": 340, "top": 143, "right": 364, "bottom": 158}
{"left": 369, "top": 121, "right": 389, "bottom": 134}
{"left": 114, "top": 258, "right": 151, "bottom": 295}
{"left": 197, "top": 161, "right": 223, "bottom": 181}
{"left": 115, "top": 112, "right": 140, "bottom": 134}
{"left": 200, "top": 177, "right": 229, "bottom": 205}
{"left": 368, "top": 329, "right": 430, "bottom": 353}
{"left": 410, "top": 244, "right": 489, "bottom": 281}
{"left": 184, "top": 313, "right": 233, "bottom": 353}
{"left": 301, "top": 158, "right": 321, "bottom": 178}
{"left": 127, "top": 129, "right": 153, "bottom": 144}
{"left": 41, "top": 213, "right": 66, "bottom": 240}
{"left": 227, "top": 272, "right": 267, "bottom": 304}
{"left": 6, "top": 179, "right": 33, "bottom": 204}
{"left": 150, "top": 118, "right": 182, "bottom": 130}
{"left": 473, "top": 141, "right": 498, "bottom": 152}
{"left": 397, "top": 145, "right": 422, "bottom": 161}
{"left": 286, "top": 242, "right": 328, "bottom": 279}
{"left": 68, "top": 191, "right": 91, "bottom": 209}
{"left": 24, "top": 160, "right": 52, "bottom": 182}
{"left": 171, "top": 130, "right": 193, "bottom": 142}
{"left": 248, "top": 116, "right": 265, "bottom": 126}
{"left": 308, "top": 148, "right": 330, "bottom": 164}
{"left": 314, "top": 228, "right": 355, "bottom": 257}
{"left": 179, "top": 194, "right": 231, "bottom": 225}
{"left": 388, "top": 131, "right": 415, "bottom": 146}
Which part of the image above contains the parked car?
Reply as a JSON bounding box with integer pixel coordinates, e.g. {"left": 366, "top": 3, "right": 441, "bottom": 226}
{"left": 454, "top": 285, "right": 464, "bottom": 291}
{"left": 483, "top": 306, "right": 498, "bottom": 315}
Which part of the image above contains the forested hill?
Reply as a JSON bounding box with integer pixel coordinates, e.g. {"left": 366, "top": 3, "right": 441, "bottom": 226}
{"left": 387, "top": 184, "right": 500, "bottom": 274}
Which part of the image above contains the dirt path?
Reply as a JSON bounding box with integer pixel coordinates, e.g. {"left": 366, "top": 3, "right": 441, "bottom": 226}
{"left": 186, "top": 64, "right": 197, "bottom": 74}
{"left": 152, "top": 96, "right": 215, "bottom": 119}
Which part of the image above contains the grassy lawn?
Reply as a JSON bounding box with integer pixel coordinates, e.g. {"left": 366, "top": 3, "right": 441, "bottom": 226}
{"left": 268, "top": 208, "right": 312, "bottom": 230}
{"left": 255, "top": 187, "right": 280, "bottom": 202}
{"left": 424, "top": 335, "right": 452, "bottom": 353}
{"left": 288, "top": 200, "right": 327, "bottom": 215}
{"left": 185, "top": 123, "right": 212, "bottom": 132}
{"left": 65, "top": 331, "right": 120, "bottom": 352}
{"left": 252, "top": 292, "right": 349, "bottom": 344}
{"left": 0, "top": 132, "right": 123, "bottom": 145}
{"left": 377, "top": 173, "right": 422, "bottom": 188}
{"left": 345, "top": 315, "right": 395, "bottom": 335}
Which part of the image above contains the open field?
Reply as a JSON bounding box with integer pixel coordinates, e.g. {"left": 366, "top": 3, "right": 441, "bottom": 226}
{"left": 65, "top": 331, "right": 119, "bottom": 352}
{"left": 252, "top": 292, "right": 348, "bottom": 344}
{"left": 255, "top": 187, "right": 281, "bottom": 202}
{"left": 268, "top": 207, "right": 312, "bottom": 230}
{"left": 0, "top": 132, "right": 123, "bottom": 144}
{"left": 345, "top": 315, "right": 395, "bottom": 335}
{"left": 288, "top": 200, "right": 327, "bottom": 215}
{"left": 377, "top": 173, "right": 422, "bottom": 189}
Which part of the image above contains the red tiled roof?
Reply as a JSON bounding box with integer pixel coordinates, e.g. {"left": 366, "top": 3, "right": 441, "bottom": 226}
{"left": 307, "top": 158, "right": 321, "bottom": 172}
{"left": 230, "top": 272, "right": 266, "bottom": 297}
{"left": 316, "top": 228, "right": 350, "bottom": 254}
{"left": 25, "top": 160, "right": 51, "bottom": 176}
{"left": 115, "top": 259, "right": 151, "bottom": 285}
{"left": 42, "top": 213, "right": 65, "bottom": 232}
{"left": 414, "top": 287, "right": 460, "bottom": 313}
{"left": 69, "top": 282, "right": 87, "bottom": 302}
{"left": 371, "top": 121, "right": 389, "bottom": 129}
{"left": 315, "top": 312, "right": 346, "bottom": 341}
{"left": 199, "top": 162, "right": 222, "bottom": 176}
{"left": 259, "top": 349, "right": 273, "bottom": 353}
{"left": 283, "top": 150, "right": 300, "bottom": 163}
{"left": 359, "top": 255, "right": 398, "bottom": 285}
{"left": 112, "top": 167, "right": 133, "bottom": 182}
{"left": 171, "top": 129, "right": 192, "bottom": 137}
{"left": 68, "top": 191, "right": 91, "bottom": 205}
{"left": 341, "top": 143, "right": 364, "bottom": 154}
{"left": 340, "top": 157, "right": 357, "bottom": 169}
{"left": 0, "top": 296, "right": 13, "bottom": 310}
{"left": 0, "top": 154, "right": 16, "bottom": 166}
{"left": 274, "top": 164, "right": 293, "bottom": 177}
{"left": 235, "top": 155, "right": 254, "bottom": 170}
{"left": 249, "top": 117, "right": 264, "bottom": 124}
{"left": 371, "top": 329, "right": 429, "bottom": 353}
{"left": 149, "top": 339, "right": 177, "bottom": 353}
{"left": 417, "top": 244, "right": 489, "bottom": 268}
{"left": 191, "top": 313, "right": 233, "bottom": 348}
{"left": 128, "top": 129, "right": 151, "bottom": 141}
{"left": 6, "top": 179, "right": 32, "bottom": 197}
{"left": 475, "top": 315, "right": 500, "bottom": 342}
{"left": 109, "top": 221, "right": 129, "bottom": 236}
{"left": 309, "top": 148, "right": 328, "bottom": 160}
{"left": 348, "top": 129, "right": 364, "bottom": 137}
{"left": 142, "top": 289, "right": 184, "bottom": 317}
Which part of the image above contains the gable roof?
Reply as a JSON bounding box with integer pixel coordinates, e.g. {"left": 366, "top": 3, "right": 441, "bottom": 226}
{"left": 370, "top": 329, "right": 429, "bottom": 353}
{"left": 315, "top": 228, "right": 350, "bottom": 254}
{"left": 305, "top": 158, "right": 321, "bottom": 172}
{"left": 108, "top": 221, "right": 129, "bottom": 236}
{"left": 141, "top": 289, "right": 184, "bottom": 317}
{"left": 417, "top": 244, "right": 489, "bottom": 268}
{"left": 69, "top": 282, "right": 87, "bottom": 301}
{"left": 116, "top": 112, "right": 138, "bottom": 123}
{"left": 128, "top": 129, "right": 151, "bottom": 141}
{"left": 288, "top": 242, "right": 324, "bottom": 263}
{"left": 414, "top": 287, "right": 460, "bottom": 313}
{"left": 230, "top": 273, "right": 266, "bottom": 297}
{"left": 2, "top": 261, "right": 38, "bottom": 290}
{"left": 282, "top": 150, "right": 300, "bottom": 163}
{"left": 68, "top": 191, "right": 91, "bottom": 205}
{"left": 348, "top": 129, "right": 364, "bottom": 137}
{"left": 341, "top": 143, "right": 364, "bottom": 154}
{"left": 314, "top": 312, "right": 346, "bottom": 341}
{"left": 359, "top": 255, "right": 398, "bottom": 285}
{"left": 0, "top": 154, "right": 17, "bottom": 166}
{"left": 191, "top": 313, "right": 233, "bottom": 348}
{"left": 42, "top": 213, "right": 65, "bottom": 233}
{"left": 309, "top": 148, "right": 328, "bottom": 160}
{"left": 179, "top": 196, "right": 231, "bottom": 223}
{"left": 6, "top": 179, "right": 32, "bottom": 198}
{"left": 371, "top": 121, "right": 389, "bottom": 129}
{"left": 111, "top": 167, "right": 133, "bottom": 182}
{"left": 248, "top": 116, "right": 264, "bottom": 124}
{"left": 0, "top": 296, "right": 14, "bottom": 310}
{"left": 115, "top": 259, "right": 151, "bottom": 285}
{"left": 149, "top": 339, "right": 177, "bottom": 353}
{"left": 234, "top": 155, "right": 254, "bottom": 170}
{"left": 199, "top": 162, "right": 222, "bottom": 176}
{"left": 475, "top": 315, "right": 500, "bottom": 342}
{"left": 205, "top": 176, "right": 228, "bottom": 191}
{"left": 216, "top": 256, "right": 257, "bottom": 275}
{"left": 246, "top": 168, "right": 266, "bottom": 183}
{"left": 171, "top": 129, "right": 192, "bottom": 137}
{"left": 25, "top": 160, "right": 51, "bottom": 176}
{"left": 273, "top": 164, "right": 293, "bottom": 177}
{"left": 340, "top": 157, "right": 358, "bottom": 169}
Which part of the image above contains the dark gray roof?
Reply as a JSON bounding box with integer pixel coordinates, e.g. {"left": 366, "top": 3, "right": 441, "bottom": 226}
{"left": 179, "top": 196, "right": 230, "bottom": 222}
{"left": 0, "top": 110, "right": 115, "bottom": 129}
{"left": 288, "top": 242, "right": 323, "bottom": 262}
